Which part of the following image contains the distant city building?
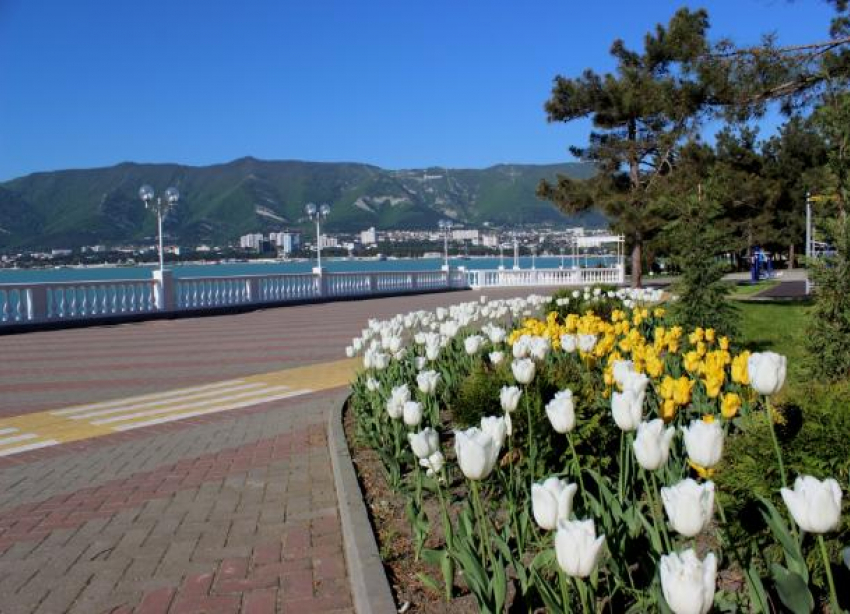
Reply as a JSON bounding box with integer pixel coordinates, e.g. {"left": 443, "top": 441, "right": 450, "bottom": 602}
{"left": 195, "top": 245, "right": 212, "bottom": 252}
{"left": 451, "top": 229, "right": 479, "bottom": 244}
{"left": 481, "top": 234, "right": 499, "bottom": 248}
{"left": 319, "top": 234, "right": 338, "bottom": 249}
{"left": 82, "top": 245, "right": 106, "bottom": 253}
{"left": 269, "top": 231, "right": 301, "bottom": 255}
{"left": 240, "top": 233, "right": 264, "bottom": 250}
{"left": 360, "top": 227, "right": 377, "bottom": 245}
{"left": 50, "top": 248, "right": 72, "bottom": 257}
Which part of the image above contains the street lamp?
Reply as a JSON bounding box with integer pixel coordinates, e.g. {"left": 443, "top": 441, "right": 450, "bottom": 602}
{"left": 512, "top": 234, "right": 520, "bottom": 270}
{"left": 305, "top": 202, "right": 331, "bottom": 273}
{"left": 139, "top": 184, "right": 179, "bottom": 273}
{"left": 438, "top": 219, "right": 453, "bottom": 271}
{"left": 498, "top": 241, "right": 505, "bottom": 270}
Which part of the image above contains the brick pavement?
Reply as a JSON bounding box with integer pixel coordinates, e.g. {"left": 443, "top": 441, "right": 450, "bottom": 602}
{"left": 0, "top": 287, "right": 552, "bottom": 613}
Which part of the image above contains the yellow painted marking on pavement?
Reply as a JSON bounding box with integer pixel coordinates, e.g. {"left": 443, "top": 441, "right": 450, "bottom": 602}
{"left": 0, "top": 357, "right": 361, "bottom": 457}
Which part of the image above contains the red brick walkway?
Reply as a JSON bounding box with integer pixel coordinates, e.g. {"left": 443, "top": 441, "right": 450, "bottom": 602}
{"left": 0, "top": 287, "right": 549, "bottom": 613}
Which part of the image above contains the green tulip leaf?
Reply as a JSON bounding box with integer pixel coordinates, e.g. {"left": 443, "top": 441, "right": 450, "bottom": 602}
{"left": 770, "top": 564, "right": 814, "bottom": 614}
{"left": 416, "top": 571, "right": 443, "bottom": 595}
{"left": 757, "top": 495, "right": 808, "bottom": 580}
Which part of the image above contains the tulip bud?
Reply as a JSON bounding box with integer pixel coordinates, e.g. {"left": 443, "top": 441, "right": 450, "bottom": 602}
{"left": 366, "top": 377, "right": 379, "bottom": 392}
{"left": 611, "top": 389, "right": 644, "bottom": 432}
{"left": 577, "top": 334, "right": 597, "bottom": 354}
{"left": 511, "top": 358, "right": 536, "bottom": 384}
{"left": 500, "top": 385, "right": 522, "bottom": 413}
{"left": 780, "top": 475, "right": 843, "bottom": 533}
{"left": 633, "top": 419, "right": 676, "bottom": 471}
{"left": 489, "top": 351, "right": 504, "bottom": 366}
{"left": 560, "top": 334, "right": 578, "bottom": 353}
{"left": 529, "top": 336, "right": 550, "bottom": 361}
{"left": 748, "top": 351, "right": 787, "bottom": 396}
{"left": 682, "top": 419, "right": 724, "bottom": 469}
{"left": 403, "top": 401, "right": 423, "bottom": 427}
{"left": 464, "top": 335, "right": 485, "bottom": 355}
{"left": 480, "top": 416, "right": 508, "bottom": 450}
{"left": 512, "top": 336, "right": 531, "bottom": 359}
{"left": 661, "top": 479, "right": 715, "bottom": 537}
{"left": 408, "top": 427, "right": 439, "bottom": 459}
{"left": 416, "top": 370, "right": 440, "bottom": 395}
{"left": 454, "top": 427, "right": 501, "bottom": 481}
{"left": 545, "top": 390, "right": 575, "bottom": 434}
{"left": 660, "top": 549, "right": 716, "bottom": 614}
{"left": 345, "top": 346, "right": 355, "bottom": 358}
{"left": 532, "top": 477, "right": 578, "bottom": 531}
{"left": 420, "top": 450, "right": 445, "bottom": 476}
{"left": 555, "top": 518, "right": 605, "bottom": 578}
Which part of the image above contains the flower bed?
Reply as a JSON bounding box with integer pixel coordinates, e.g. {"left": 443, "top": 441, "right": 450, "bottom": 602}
{"left": 345, "top": 288, "right": 848, "bottom": 613}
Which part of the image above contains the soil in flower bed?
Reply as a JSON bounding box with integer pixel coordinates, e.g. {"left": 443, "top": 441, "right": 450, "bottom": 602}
{"left": 344, "top": 403, "right": 481, "bottom": 613}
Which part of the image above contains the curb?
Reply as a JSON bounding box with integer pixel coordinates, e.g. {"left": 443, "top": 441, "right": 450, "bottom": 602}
{"left": 328, "top": 398, "right": 397, "bottom": 614}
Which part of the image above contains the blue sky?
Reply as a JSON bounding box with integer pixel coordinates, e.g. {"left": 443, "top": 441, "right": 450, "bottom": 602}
{"left": 0, "top": 0, "right": 836, "bottom": 180}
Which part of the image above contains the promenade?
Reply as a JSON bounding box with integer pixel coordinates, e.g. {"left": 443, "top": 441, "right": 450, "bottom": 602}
{"left": 0, "top": 287, "right": 544, "bottom": 614}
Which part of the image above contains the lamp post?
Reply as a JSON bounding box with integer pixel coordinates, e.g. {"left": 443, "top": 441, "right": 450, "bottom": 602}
{"left": 305, "top": 203, "right": 331, "bottom": 274}
{"left": 512, "top": 234, "right": 520, "bottom": 270}
{"left": 438, "top": 219, "right": 453, "bottom": 271}
{"left": 139, "top": 184, "right": 179, "bottom": 273}
{"left": 498, "top": 241, "right": 505, "bottom": 270}
{"left": 531, "top": 244, "right": 537, "bottom": 270}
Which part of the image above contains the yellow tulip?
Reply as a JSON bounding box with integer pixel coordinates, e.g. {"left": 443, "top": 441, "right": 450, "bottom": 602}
{"left": 662, "top": 399, "right": 677, "bottom": 422}
{"left": 721, "top": 393, "right": 742, "bottom": 419}
{"left": 731, "top": 351, "right": 751, "bottom": 385}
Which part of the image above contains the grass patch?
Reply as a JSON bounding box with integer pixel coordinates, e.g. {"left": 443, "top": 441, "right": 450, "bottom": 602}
{"left": 727, "top": 280, "right": 780, "bottom": 298}
{"left": 736, "top": 300, "right": 811, "bottom": 384}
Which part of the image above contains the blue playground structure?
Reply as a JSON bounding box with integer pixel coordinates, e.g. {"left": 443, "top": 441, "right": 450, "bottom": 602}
{"left": 750, "top": 247, "right": 774, "bottom": 281}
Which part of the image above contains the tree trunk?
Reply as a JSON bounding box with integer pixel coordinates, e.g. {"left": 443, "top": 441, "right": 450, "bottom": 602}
{"left": 631, "top": 240, "right": 642, "bottom": 288}
{"left": 789, "top": 243, "right": 796, "bottom": 269}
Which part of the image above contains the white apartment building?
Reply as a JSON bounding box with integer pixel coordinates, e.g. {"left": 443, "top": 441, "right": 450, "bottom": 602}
{"left": 451, "top": 229, "right": 480, "bottom": 244}
{"left": 481, "top": 233, "right": 499, "bottom": 248}
{"left": 239, "top": 233, "right": 264, "bottom": 250}
{"left": 360, "top": 227, "right": 377, "bottom": 245}
{"left": 319, "top": 234, "right": 339, "bottom": 249}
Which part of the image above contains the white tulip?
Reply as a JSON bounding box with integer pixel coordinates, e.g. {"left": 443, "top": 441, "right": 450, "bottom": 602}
{"left": 577, "top": 334, "right": 597, "bottom": 354}
{"left": 500, "top": 385, "right": 522, "bottom": 413}
{"left": 387, "top": 336, "right": 404, "bottom": 354}
{"left": 529, "top": 336, "right": 550, "bottom": 361}
{"left": 661, "top": 479, "right": 715, "bottom": 537}
{"left": 512, "top": 358, "right": 536, "bottom": 384}
{"left": 403, "top": 401, "right": 423, "bottom": 427}
{"left": 372, "top": 352, "right": 389, "bottom": 370}
{"left": 487, "top": 326, "right": 507, "bottom": 344}
{"left": 560, "top": 334, "right": 578, "bottom": 353}
{"left": 512, "top": 335, "right": 532, "bottom": 358}
{"left": 489, "top": 351, "right": 504, "bottom": 366}
{"left": 545, "top": 389, "right": 576, "bottom": 434}
{"left": 660, "top": 549, "right": 717, "bottom": 614}
{"left": 555, "top": 518, "right": 606, "bottom": 578}
{"left": 532, "top": 477, "right": 578, "bottom": 531}
{"left": 345, "top": 346, "right": 355, "bottom": 358}
{"left": 415, "top": 356, "right": 428, "bottom": 371}
{"left": 682, "top": 420, "right": 724, "bottom": 468}
{"left": 416, "top": 370, "right": 440, "bottom": 395}
{"left": 780, "top": 475, "right": 843, "bottom": 533}
{"left": 480, "top": 415, "right": 508, "bottom": 450}
{"left": 352, "top": 338, "right": 363, "bottom": 352}
{"left": 748, "top": 351, "right": 787, "bottom": 396}
{"left": 622, "top": 371, "right": 649, "bottom": 396}
{"left": 611, "top": 389, "right": 644, "bottom": 432}
{"left": 454, "top": 427, "right": 501, "bottom": 480}
{"left": 633, "top": 419, "right": 676, "bottom": 471}
{"left": 465, "top": 335, "right": 486, "bottom": 355}
{"left": 420, "top": 450, "right": 445, "bottom": 476}
{"left": 365, "top": 377, "right": 379, "bottom": 392}
{"left": 386, "top": 397, "right": 404, "bottom": 419}
{"left": 408, "top": 428, "right": 439, "bottom": 459}
{"left": 612, "top": 360, "right": 635, "bottom": 387}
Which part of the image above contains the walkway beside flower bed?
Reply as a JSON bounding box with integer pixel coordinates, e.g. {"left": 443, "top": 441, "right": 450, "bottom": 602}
{"left": 0, "top": 287, "right": 549, "bottom": 613}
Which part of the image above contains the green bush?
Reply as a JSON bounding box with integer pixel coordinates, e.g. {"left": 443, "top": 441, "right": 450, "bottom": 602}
{"left": 805, "top": 215, "right": 850, "bottom": 381}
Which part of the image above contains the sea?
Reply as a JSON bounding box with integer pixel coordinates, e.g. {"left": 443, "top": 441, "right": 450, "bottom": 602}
{"left": 0, "top": 256, "right": 612, "bottom": 284}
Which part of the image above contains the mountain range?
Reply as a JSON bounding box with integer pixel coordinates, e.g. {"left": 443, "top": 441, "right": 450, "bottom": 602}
{"left": 0, "top": 157, "right": 602, "bottom": 249}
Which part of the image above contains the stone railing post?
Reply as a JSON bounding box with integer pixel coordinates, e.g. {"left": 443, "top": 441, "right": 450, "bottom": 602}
{"left": 152, "top": 270, "right": 177, "bottom": 312}
{"left": 246, "top": 277, "right": 261, "bottom": 303}
{"left": 28, "top": 286, "right": 48, "bottom": 322}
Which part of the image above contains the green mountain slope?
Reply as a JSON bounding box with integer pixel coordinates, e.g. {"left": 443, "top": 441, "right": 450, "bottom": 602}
{"left": 0, "top": 157, "right": 603, "bottom": 248}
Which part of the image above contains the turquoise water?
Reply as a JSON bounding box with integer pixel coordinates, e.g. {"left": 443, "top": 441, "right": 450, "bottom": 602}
{"left": 0, "top": 256, "right": 614, "bottom": 284}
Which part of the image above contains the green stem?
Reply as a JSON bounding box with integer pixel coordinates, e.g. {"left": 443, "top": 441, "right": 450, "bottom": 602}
{"left": 470, "top": 481, "right": 495, "bottom": 563}
{"left": 618, "top": 430, "right": 625, "bottom": 502}
{"left": 568, "top": 433, "right": 587, "bottom": 496}
{"left": 559, "top": 570, "right": 571, "bottom": 611}
{"left": 650, "top": 472, "right": 673, "bottom": 553}
{"left": 818, "top": 534, "right": 842, "bottom": 614}
{"left": 574, "top": 576, "right": 591, "bottom": 614}
{"left": 525, "top": 390, "right": 536, "bottom": 480}
{"left": 765, "top": 397, "right": 788, "bottom": 489}
{"left": 641, "top": 470, "right": 669, "bottom": 554}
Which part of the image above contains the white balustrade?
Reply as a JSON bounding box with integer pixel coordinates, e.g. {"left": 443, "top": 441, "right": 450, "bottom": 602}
{"left": 0, "top": 265, "right": 625, "bottom": 328}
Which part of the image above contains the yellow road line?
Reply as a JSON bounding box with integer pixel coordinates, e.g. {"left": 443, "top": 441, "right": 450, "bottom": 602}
{"left": 0, "top": 357, "right": 360, "bottom": 457}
